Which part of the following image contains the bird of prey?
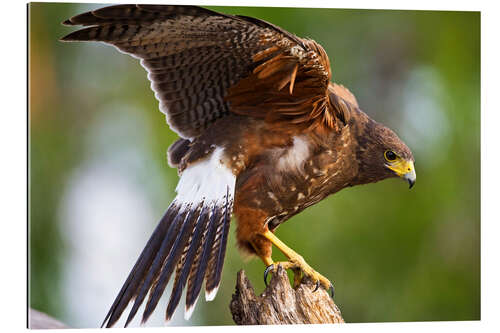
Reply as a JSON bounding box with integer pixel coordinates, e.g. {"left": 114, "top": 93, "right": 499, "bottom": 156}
{"left": 61, "top": 4, "right": 416, "bottom": 327}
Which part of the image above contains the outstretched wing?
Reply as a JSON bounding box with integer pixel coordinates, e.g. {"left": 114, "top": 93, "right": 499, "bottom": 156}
{"left": 61, "top": 4, "right": 349, "bottom": 138}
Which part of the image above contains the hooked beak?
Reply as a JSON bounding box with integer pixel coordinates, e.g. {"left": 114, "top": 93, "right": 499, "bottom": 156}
{"left": 386, "top": 160, "right": 416, "bottom": 189}
{"left": 405, "top": 168, "right": 416, "bottom": 189}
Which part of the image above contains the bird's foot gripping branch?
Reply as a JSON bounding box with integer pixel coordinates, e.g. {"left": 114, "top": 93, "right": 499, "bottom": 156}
{"left": 260, "top": 230, "right": 334, "bottom": 296}
{"left": 230, "top": 265, "right": 344, "bottom": 325}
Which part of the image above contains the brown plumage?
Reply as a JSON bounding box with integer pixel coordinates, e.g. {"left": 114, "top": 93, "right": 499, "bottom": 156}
{"left": 61, "top": 4, "right": 416, "bottom": 327}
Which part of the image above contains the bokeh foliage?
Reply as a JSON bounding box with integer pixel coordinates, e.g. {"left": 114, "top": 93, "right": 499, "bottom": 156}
{"left": 29, "top": 2, "right": 479, "bottom": 326}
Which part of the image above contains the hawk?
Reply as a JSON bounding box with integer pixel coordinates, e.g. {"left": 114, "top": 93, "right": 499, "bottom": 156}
{"left": 61, "top": 4, "right": 416, "bottom": 327}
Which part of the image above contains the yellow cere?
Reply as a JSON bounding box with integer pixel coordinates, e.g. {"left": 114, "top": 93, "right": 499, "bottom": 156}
{"left": 386, "top": 158, "right": 415, "bottom": 177}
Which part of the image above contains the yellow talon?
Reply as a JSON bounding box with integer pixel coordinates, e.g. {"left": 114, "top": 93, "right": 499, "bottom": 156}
{"left": 260, "top": 230, "right": 334, "bottom": 295}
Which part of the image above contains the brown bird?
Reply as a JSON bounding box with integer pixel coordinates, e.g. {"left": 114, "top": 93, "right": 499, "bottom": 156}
{"left": 61, "top": 4, "right": 416, "bottom": 327}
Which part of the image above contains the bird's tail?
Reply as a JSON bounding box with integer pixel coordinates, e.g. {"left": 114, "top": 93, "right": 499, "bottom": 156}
{"left": 102, "top": 148, "right": 235, "bottom": 327}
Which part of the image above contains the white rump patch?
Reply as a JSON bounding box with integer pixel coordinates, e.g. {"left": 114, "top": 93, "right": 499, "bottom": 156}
{"left": 276, "top": 136, "right": 311, "bottom": 172}
{"left": 175, "top": 147, "right": 236, "bottom": 207}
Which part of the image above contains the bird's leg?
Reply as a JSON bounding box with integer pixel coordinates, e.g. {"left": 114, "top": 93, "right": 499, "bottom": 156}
{"left": 260, "top": 230, "right": 334, "bottom": 296}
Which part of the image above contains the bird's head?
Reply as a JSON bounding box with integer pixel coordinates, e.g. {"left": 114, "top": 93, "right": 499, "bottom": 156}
{"left": 352, "top": 114, "right": 416, "bottom": 188}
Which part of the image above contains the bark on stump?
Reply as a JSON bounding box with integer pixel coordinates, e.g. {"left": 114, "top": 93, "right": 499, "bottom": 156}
{"left": 230, "top": 265, "right": 344, "bottom": 325}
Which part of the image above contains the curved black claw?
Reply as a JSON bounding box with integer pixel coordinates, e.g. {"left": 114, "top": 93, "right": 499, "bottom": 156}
{"left": 329, "top": 283, "right": 335, "bottom": 298}
{"left": 264, "top": 264, "right": 274, "bottom": 287}
{"left": 312, "top": 280, "right": 320, "bottom": 292}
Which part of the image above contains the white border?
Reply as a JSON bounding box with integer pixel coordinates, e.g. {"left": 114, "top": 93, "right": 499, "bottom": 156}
{"left": 3, "top": 0, "right": 498, "bottom": 332}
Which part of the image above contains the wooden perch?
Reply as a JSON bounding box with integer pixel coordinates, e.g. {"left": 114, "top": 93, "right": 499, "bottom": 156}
{"left": 230, "top": 265, "right": 344, "bottom": 325}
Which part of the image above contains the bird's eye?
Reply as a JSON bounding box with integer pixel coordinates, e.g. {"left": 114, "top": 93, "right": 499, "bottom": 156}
{"left": 384, "top": 150, "right": 397, "bottom": 162}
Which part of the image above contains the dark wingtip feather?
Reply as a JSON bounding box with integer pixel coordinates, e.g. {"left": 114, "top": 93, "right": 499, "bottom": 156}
{"left": 184, "top": 205, "right": 219, "bottom": 316}
{"left": 140, "top": 206, "right": 199, "bottom": 324}
{"left": 205, "top": 188, "right": 233, "bottom": 298}
{"left": 59, "top": 28, "right": 94, "bottom": 42}
{"left": 59, "top": 34, "right": 74, "bottom": 42}
{"left": 165, "top": 205, "right": 209, "bottom": 321}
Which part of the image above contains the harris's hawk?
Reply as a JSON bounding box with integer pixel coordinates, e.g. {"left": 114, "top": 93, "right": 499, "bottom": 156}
{"left": 61, "top": 4, "right": 416, "bottom": 327}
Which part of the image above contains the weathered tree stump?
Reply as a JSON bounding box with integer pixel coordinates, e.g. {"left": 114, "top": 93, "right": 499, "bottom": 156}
{"left": 230, "top": 265, "right": 344, "bottom": 325}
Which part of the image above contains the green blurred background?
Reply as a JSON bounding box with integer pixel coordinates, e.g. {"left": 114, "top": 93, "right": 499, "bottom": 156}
{"left": 28, "top": 2, "right": 480, "bottom": 327}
